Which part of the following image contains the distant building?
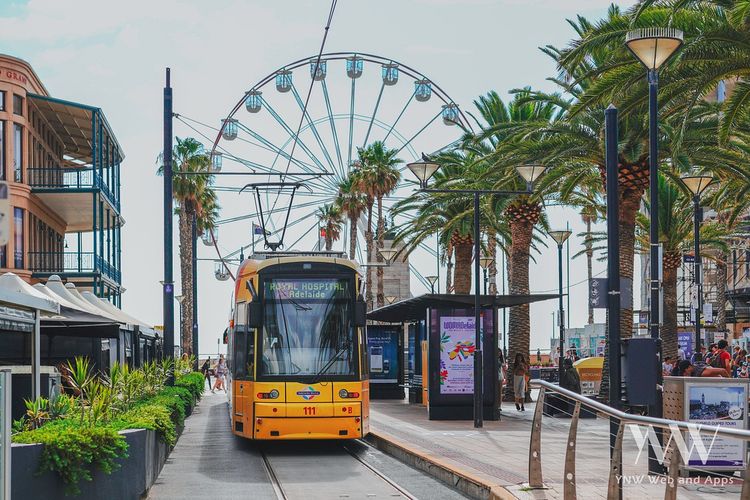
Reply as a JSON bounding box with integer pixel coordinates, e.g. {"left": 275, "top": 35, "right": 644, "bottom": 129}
{"left": 550, "top": 323, "right": 606, "bottom": 358}
{"left": 0, "top": 54, "right": 123, "bottom": 304}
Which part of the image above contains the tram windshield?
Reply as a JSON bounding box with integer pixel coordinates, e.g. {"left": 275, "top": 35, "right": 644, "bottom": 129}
{"left": 260, "top": 277, "right": 354, "bottom": 377}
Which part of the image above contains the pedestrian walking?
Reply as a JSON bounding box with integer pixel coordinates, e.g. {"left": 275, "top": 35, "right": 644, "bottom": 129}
{"left": 512, "top": 353, "right": 528, "bottom": 412}
{"left": 201, "top": 357, "right": 212, "bottom": 390}
{"left": 213, "top": 354, "right": 228, "bottom": 393}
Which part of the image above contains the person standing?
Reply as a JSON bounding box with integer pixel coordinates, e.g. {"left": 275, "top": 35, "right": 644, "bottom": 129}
{"left": 714, "top": 340, "right": 732, "bottom": 377}
{"left": 553, "top": 347, "right": 560, "bottom": 367}
{"left": 512, "top": 353, "right": 528, "bottom": 412}
{"left": 213, "top": 354, "right": 228, "bottom": 393}
{"left": 677, "top": 345, "right": 686, "bottom": 362}
{"left": 201, "top": 357, "right": 212, "bottom": 390}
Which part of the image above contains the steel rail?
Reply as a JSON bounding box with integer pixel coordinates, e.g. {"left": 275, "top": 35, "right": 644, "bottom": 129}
{"left": 344, "top": 442, "right": 418, "bottom": 500}
{"left": 260, "top": 449, "right": 288, "bottom": 500}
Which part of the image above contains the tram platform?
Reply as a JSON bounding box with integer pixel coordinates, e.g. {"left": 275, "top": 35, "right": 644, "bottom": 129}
{"left": 368, "top": 396, "right": 745, "bottom": 499}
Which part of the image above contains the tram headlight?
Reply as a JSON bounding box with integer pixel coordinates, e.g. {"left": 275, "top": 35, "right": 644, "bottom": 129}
{"left": 339, "top": 389, "right": 348, "bottom": 398}
{"left": 269, "top": 389, "right": 279, "bottom": 399}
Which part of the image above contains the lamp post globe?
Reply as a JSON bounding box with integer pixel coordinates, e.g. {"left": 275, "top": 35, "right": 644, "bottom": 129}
{"left": 406, "top": 158, "right": 440, "bottom": 189}
{"left": 425, "top": 275, "right": 438, "bottom": 294}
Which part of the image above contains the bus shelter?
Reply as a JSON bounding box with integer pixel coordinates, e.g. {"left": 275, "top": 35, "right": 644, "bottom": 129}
{"left": 367, "top": 293, "right": 558, "bottom": 420}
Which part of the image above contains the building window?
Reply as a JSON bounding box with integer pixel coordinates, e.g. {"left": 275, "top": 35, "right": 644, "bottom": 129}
{"left": 13, "top": 124, "right": 22, "bottom": 182}
{"left": 12, "top": 94, "right": 23, "bottom": 116}
{"left": 0, "top": 91, "right": 5, "bottom": 111}
{"left": 0, "top": 246, "right": 5, "bottom": 268}
{"left": 0, "top": 121, "right": 4, "bottom": 181}
{"left": 14, "top": 208, "right": 23, "bottom": 269}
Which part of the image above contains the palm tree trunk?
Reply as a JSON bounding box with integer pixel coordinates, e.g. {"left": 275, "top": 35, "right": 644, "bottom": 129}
{"left": 178, "top": 206, "right": 194, "bottom": 356}
{"left": 661, "top": 259, "right": 679, "bottom": 361}
{"left": 453, "top": 240, "right": 473, "bottom": 294}
{"left": 505, "top": 217, "right": 533, "bottom": 401}
{"left": 445, "top": 242, "right": 453, "bottom": 293}
{"left": 349, "top": 215, "right": 358, "bottom": 261}
{"left": 599, "top": 183, "right": 641, "bottom": 399}
{"left": 487, "top": 228, "right": 498, "bottom": 295}
{"left": 716, "top": 255, "right": 728, "bottom": 331}
{"left": 365, "top": 202, "right": 374, "bottom": 309}
{"left": 325, "top": 231, "right": 333, "bottom": 251}
{"left": 376, "top": 195, "right": 385, "bottom": 308}
{"left": 586, "top": 217, "right": 594, "bottom": 325}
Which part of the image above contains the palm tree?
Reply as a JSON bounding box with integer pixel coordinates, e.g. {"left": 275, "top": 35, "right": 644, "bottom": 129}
{"left": 336, "top": 174, "right": 368, "bottom": 260}
{"left": 317, "top": 203, "right": 343, "bottom": 251}
{"left": 158, "top": 137, "right": 216, "bottom": 356}
{"left": 636, "top": 174, "right": 729, "bottom": 359}
{"left": 354, "top": 156, "right": 377, "bottom": 309}
{"left": 359, "top": 141, "right": 402, "bottom": 308}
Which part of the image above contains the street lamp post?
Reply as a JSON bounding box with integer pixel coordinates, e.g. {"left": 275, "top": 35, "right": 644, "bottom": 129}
{"left": 626, "top": 26, "right": 683, "bottom": 476}
{"left": 425, "top": 275, "right": 438, "bottom": 294}
{"left": 682, "top": 173, "right": 713, "bottom": 354}
{"left": 407, "top": 158, "right": 544, "bottom": 428}
{"left": 479, "top": 256, "right": 493, "bottom": 295}
{"left": 162, "top": 68, "right": 175, "bottom": 382}
{"left": 549, "top": 230, "right": 572, "bottom": 383}
{"left": 175, "top": 294, "right": 186, "bottom": 347}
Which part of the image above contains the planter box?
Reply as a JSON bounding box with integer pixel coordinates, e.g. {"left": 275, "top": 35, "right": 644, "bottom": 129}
{"left": 12, "top": 428, "right": 170, "bottom": 500}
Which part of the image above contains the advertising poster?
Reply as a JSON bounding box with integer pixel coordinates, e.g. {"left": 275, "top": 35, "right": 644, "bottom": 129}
{"left": 367, "top": 326, "right": 399, "bottom": 384}
{"left": 439, "top": 316, "right": 477, "bottom": 394}
{"left": 686, "top": 383, "right": 747, "bottom": 468}
{"left": 678, "top": 331, "right": 693, "bottom": 359}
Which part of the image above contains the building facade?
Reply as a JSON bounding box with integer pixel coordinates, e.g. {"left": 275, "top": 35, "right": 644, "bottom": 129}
{"left": 0, "top": 54, "right": 123, "bottom": 304}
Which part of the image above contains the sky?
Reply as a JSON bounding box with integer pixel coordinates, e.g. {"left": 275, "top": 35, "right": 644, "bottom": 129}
{"left": 0, "top": 0, "right": 637, "bottom": 354}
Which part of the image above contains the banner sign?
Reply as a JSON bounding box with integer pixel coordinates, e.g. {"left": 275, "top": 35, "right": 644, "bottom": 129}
{"left": 367, "top": 326, "right": 400, "bottom": 384}
{"left": 589, "top": 278, "right": 607, "bottom": 309}
{"left": 685, "top": 383, "right": 747, "bottom": 468}
{"left": 439, "top": 316, "right": 477, "bottom": 394}
{"left": 678, "top": 331, "right": 693, "bottom": 359}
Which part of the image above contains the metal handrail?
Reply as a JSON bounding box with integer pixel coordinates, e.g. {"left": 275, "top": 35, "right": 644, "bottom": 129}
{"left": 531, "top": 379, "right": 750, "bottom": 440}
{"left": 528, "top": 379, "right": 750, "bottom": 500}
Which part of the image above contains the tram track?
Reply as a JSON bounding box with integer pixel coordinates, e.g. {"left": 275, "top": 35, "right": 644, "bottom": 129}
{"left": 259, "top": 440, "right": 419, "bottom": 500}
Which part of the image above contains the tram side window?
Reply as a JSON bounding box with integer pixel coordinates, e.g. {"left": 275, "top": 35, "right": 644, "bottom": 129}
{"left": 232, "top": 302, "right": 254, "bottom": 379}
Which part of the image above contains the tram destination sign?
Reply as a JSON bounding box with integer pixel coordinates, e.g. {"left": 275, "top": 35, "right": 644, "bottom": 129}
{"left": 266, "top": 279, "right": 348, "bottom": 300}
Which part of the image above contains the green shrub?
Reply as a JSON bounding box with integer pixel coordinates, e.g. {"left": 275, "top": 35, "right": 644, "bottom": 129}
{"left": 175, "top": 372, "right": 204, "bottom": 402}
{"left": 13, "top": 420, "right": 128, "bottom": 495}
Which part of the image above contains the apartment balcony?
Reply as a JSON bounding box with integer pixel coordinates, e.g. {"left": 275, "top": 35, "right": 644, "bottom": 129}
{"left": 28, "top": 167, "right": 121, "bottom": 233}
{"left": 28, "top": 251, "right": 121, "bottom": 284}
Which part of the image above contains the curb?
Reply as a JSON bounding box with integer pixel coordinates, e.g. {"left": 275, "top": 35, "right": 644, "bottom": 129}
{"left": 366, "top": 430, "right": 518, "bottom": 500}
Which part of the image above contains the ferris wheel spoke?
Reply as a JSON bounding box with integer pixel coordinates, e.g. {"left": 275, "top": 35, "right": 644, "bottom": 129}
{"left": 234, "top": 121, "right": 323, "bottom": 178}
{"left": 361, "top": 80, "right": 386, "bottom": 149}
{"left": 320, "top": 79, "right": 346, "bottom": 175}
{"left": 394, "top": 109, "right": 443, "bottom": 157}
{"left": 289, "top": 83, "right": 339, "bottom": 178}
{"left": 261, "top": 100, "right": 331, "bottom": 176}
{"left": 409, "top": 263, "right": 431, "bottom": 290}
{"left": 288, "top": 217, "right": 321, "bottom": 250}
{"left": 382, "top": 90, "right": 415, "bottom": 144}
{"left": 347, "top": 77, "right": 357, "bottom": 166}
{"left": 215, "top": 198, "right": 323, "bottom": 226}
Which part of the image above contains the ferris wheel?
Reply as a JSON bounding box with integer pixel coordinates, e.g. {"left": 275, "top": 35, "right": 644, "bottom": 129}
{"left": 184, "top": 52, "right": 471, "bottom": 285}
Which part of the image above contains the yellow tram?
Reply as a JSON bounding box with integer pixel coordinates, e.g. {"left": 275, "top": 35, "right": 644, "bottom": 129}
{"left": 227, "top": 254, "right": 370, "bottom": 440}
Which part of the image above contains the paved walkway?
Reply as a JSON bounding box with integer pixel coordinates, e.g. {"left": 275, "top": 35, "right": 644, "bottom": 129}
{"left": 370, "top": 397, "right": 745, "bottom": 499}
{"left": 147, "top": 390, "right": 276, "bottom": 500}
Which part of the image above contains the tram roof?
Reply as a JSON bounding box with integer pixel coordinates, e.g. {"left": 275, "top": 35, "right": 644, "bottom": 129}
{"left": 253, "top": 254, "right": 360, "bottom": 274}
{"left": 367, "top": 293, "right": 560, "bottom": 323}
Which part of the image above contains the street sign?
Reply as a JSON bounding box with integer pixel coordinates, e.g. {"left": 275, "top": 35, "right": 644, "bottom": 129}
{"left": 0, "top": 182, "right": 9, "bottom": 247}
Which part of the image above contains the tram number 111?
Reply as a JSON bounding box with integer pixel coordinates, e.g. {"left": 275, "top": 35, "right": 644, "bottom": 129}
{"left": 303, "top": 406, "right": 316, "bottom": 416}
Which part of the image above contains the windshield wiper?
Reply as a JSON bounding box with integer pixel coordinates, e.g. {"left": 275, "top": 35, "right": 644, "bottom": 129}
{"left": 310, "top": 342, "right": 350, "bottom": 384}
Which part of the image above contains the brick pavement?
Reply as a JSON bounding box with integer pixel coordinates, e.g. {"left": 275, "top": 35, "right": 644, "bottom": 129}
{"left": 369, "top": 398, "right": 744, "bottom": 499}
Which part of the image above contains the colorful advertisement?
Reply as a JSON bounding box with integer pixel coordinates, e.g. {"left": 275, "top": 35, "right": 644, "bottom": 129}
{"left": 686, "top": 383, "right": 747, "bottom": 468}
{"left": 439, "top": 316, "right": 477, "bottom": 394}
{"left": 367, "top": 326, "right": 399, "bottom": 384}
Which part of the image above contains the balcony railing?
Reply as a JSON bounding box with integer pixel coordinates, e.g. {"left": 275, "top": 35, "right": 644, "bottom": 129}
{"left": 27, "top": 167, "right": 119, "bottom": 211}
{"left": 28, "top": 251, "right": 121, "bottom": 283}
